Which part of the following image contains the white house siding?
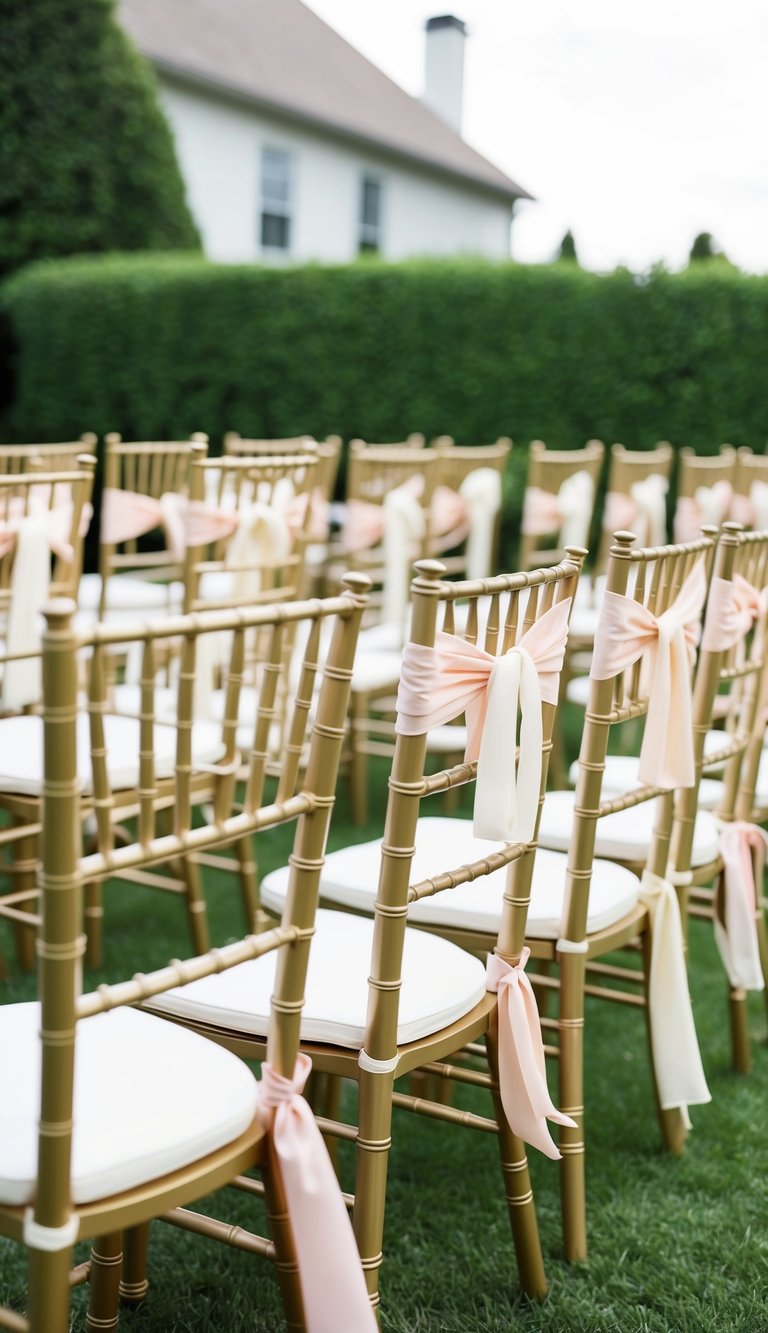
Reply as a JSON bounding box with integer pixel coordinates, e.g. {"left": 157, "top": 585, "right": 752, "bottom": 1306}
{"left": 158, "top": 78, "right": 512, "bottom": 264}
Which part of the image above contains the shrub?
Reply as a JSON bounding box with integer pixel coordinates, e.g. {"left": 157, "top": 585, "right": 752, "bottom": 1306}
{"left": 0, "top": 0, "right": 199, "bottom": 278}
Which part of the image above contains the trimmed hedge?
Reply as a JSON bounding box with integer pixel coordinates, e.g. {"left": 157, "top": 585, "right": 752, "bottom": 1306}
{"left": 0, "top": 0, "right": 199, "bottom": 277}
{"left": 2, "top": 258, "right": 767, "bottom": 523}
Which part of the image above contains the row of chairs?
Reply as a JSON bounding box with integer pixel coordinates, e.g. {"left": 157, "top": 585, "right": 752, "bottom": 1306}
{"left": 1, "top": 507, "right": 767, "bottom": 1328}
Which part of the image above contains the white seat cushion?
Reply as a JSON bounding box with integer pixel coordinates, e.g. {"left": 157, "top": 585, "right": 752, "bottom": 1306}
{"left": 0, "top": 1004, "right": 258, "bottom": 1207}
{"left": 565, "top": 675, "right": 591, "bottom": 707}
{"left": 261, "top": 818, "right": 640, "bottom": 940}
{"left": 539, "top": 789, "right": 721, "bottom": 865}
{"left": 352, "top": 649, "right": 403, "bottom": 694}
{"left": 568, "top": 605, "right": 601, "bottom": 639}
{"left": 572, "top": 754, "right": 724, "bottom": 812}
{"left": 0, "top": 712, "right": 224, "bottom": 796}
{"left": 78, "top": 573, "right": 183, "bottom": 614}
{"left": 149, "top": 907, "right": 487, "bottom": 1047}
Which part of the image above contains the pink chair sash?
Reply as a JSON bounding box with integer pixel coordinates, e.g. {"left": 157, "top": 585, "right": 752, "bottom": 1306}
{"left": 259, "top": 1055, "right": 376, "bottom": 1333}
{"left": 603, "top": 475, "right": 668, "bottom": 547}
{"left": 100, "top": 487, "right": 189, "bottom": 562}
{"left": 521, "top": 471, "right": 594, "bottom": 549}
{"left": 673, "top": 480, "right": 733, "bottom": 543}
{"left": 486, "top": 949, "right": 576, "bottom": 1159}
{"left": 343, "top": 475, "right": 424, "bottom": 553}
{"left": 715, "top": 822, "right": 767, "bottom": 991}
{"left": 589, "top": 560, "right": 707, "bottom": 789}
{"left": 282, "top": 488, "right": 331, "bottom": 544}
{"left": 701, "top": 573, "right": 768, "bottom": 654}
{"left": 396, "top": 598, "right": 571, "bottom": 842}
{"left": 730, "top": 481, "right": 768, "bottom": 531}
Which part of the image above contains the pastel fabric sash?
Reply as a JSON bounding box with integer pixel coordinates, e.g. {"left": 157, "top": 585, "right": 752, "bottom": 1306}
{"left": 589, "top": 560, "right": 707, "bottom": 789}
{"left": 283, "top": 489, "right": 331, "bottom": 544}
{"left": 381, "top": 484, "right": 426, "bottom": 628}
{"left": 521, "top": 470, "right": 594, "bottom": 550}
{"left": 459, "top": 468, "right": 503, "bottom": 580}
{"left": 674, "top": 481, "right": 733, "bottom": 543}
{"left": 100, "top": 488, "right": 190, "bottom": 563}
{"left": 396, "top": 598, "right": 571, "bottom": 842}
{"left": 603, "top": 474, "right": 668, "bottom": 547}
{"left": 639, "top": 870, "right": 711, "bottom": 1123}
{"left": 715, "top": 822, "right": 767, "bottom": 991}
{"left": 730, "top": 481, "right": 768, "bottom": 531}
{"left": 259, "top": 1055, "right": 376, "bottom": 1333}
{"left": 486, "top": 949, "right": 577, "bottom": 1159}
{"left": 701, "top": 573, "right": 768, "bottom": 655}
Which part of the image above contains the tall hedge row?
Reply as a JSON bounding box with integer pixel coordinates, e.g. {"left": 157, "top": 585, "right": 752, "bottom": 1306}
{"left": 2, "top": 254, "right": 766, "bottom": 467}
{"left": 0, "top": 0, "right": 199, "bottom": 278}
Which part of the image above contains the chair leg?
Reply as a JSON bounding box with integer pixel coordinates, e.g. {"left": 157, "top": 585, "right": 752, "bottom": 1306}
{"left": 180, "top": 854, "right": 210, "bottom": 955}
{"left": 557, "top": 950, "right": 587, "bottom": 1262}
{"left": 27, "top": 1247, "right": 73, "bottom": 1333}
{"left": 756, "top": 909, "right": 768, "bottom": 1036}
{"left": 728, "top": 985, "right": 752, "bottom": 1074}
{"left": 119, "top": 1222, "right": 151, "bottom": 1305}
{"left": 353, "top": 1068, "right": 394, "bottom": 1314}
{"left": 262, "top": 1137, "right": 305, "bottom": 1331}
{"left": 10, "top": 826, "right": 38, "bottom": 972}
{"left": 84, "top": 878, "right": 104, "bottom": 970}
{"left": 349, "top": 692, "right": 369, "bottom": 827}
{"left": 640, "top": 931, "right": 689, "bottom": 1154}
{"left": 485, "top": 1015, "right": 547, "bottom": 1298}
{"left": 85, "top": 1231, "right": 123, "bottom": 1332}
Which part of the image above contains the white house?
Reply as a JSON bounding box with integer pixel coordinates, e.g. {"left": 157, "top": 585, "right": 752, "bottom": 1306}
{"left": 119, "top": 0, "right": 530, "bottom": 264}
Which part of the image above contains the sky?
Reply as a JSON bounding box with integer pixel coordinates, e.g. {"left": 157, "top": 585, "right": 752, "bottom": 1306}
{"left": 306, "top": 0, "right": 768, "bottom": 274}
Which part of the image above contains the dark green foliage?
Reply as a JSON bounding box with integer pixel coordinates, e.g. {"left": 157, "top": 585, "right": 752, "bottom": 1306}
{"left": 0, "top": 0, "right": 199, "bottom": 278}
{"left": 2, "top": 257, "right": 767, "bottom": 498}
{"left": 556, "top": 229, "right": 579, "bottom": 263}
{"left": 689, "top": 232, "right": 726, "bottom": 263}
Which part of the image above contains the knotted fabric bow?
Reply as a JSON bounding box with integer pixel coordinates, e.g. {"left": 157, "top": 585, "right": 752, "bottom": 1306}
{"left": 429, "top": 468, "right": 503, "bottom": 580}
{"left": 701, "top": 573, "right": 768, "bottom": 656}
{"left": 639, "top": 870, "right": 711, "bottom": 1124}
{"left": 521, "top": 470, "right": 594, "bottom": 550}
{"left": 602, "top": 474, "right": 668, "bottom": 547}
{"left": 100, "top": 488, "right": 189, "bottom": 562}
{"left": 715, "top": 822, "right": 767, "bottom": 991}
{"left": 396, "top": 597, "right": 571, "bottom": 842}
{"left": 259, "top": 1055, "right": 376, "bottom": 1333}
{"left": 589, "top": 559, "right": 707, "bottom": 789}
{"left": 486, "top": 949, "right": 577, "bottom": 1158}
{"left": 673, "top": 480, "right": 733, "bottom": 543}
{"left": 282, "top": 488, "right": 331, "bottom": 544}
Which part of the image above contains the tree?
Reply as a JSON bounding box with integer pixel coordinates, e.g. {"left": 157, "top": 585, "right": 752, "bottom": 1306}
{"left": 689, "top": 232, "right": 727, "bottom": 264}
{"left": 556, "top": 230, "right": 579, "bottom": 264}
{"left": 0, "top": 0, "right": 200, "bottom": 277}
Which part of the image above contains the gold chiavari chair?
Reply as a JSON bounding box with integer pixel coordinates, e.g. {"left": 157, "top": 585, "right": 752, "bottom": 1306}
{"left": 0, "top": 457, "right": 97, "bottom": 970}
{"left": 732, "top": 446, "right": 768, "bottom": 530}
{"left": 594, "top": 441, "right": 673, "bottom": 571}
{"left": 0, "top": 435, "right": 98, "bottom": 474}
{"left": 430, "top": 436, "right": 511, "bottom": 578}
{"left": 518, "top": 439, "right": 604, "bottom": 570}
{"left": 673, "top": 444, "right": 737, "bottom": 541}
{"left": 80, "top": 432, "right": 208, "bottom": 622}
{"left": 247, "top": 552, "right": 585, "bottom": 1312}
{"left": 0, "top": 576, "right": 371, "bottom": 1333}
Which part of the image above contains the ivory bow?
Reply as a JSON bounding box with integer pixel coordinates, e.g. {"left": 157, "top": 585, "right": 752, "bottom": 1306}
{"left": 639, "top": 870, "right": 711, "bottom": 1122}
{"left": 715, "top": 822, "right": 767, "bottom": 991}
{"left": 701, "top": 573, "right": 768, "bottom": 654}
{"left": 259, "top": 1055, "right": 376, "bottom": 1333}
{"left": 603, "top": 475, "right": 668, "bottom": 547}
{"left": 100, "top": 488, "right": 189, "bottom": 562}
{"left": 673, "top": 480, "right": 733, "bottom": 543}
{"left": 590, "top": 560, "right": 707, "bottom": 789}
{"left": 521, "top": 470, "right": 594, "bottom": 550}
{"left": 396, "top": 598, "right": 571, "bottom": 842}
{"left": 486, "top": 949, "right": 577, "bottom": 1159}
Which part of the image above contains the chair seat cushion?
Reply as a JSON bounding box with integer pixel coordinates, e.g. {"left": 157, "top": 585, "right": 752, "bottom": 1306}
{"left": 0, "top": 713, "right": 224, "bottom": 796}
{"left": 351, "top": 649, "right": 403, "bottom": 694}
{"left": 261, "top": 818, "right": 641, "bottom": 940}
{"left": 78, "top": 573, "right": 182, "bottom": 614}
{"left": 565, "top": 675, "right": 591, "bottom": 707}
{"left": 0, "top": 1004, "right": 259, "bottom": 1207}
{"left": 572, "top": 755, "right": 724, "bottom": 811}
{"left": 148, "top": 907, "right": 487, "bottom": 1048}
{"left": 538, "top": 790, "right": 721, "bottom": 865}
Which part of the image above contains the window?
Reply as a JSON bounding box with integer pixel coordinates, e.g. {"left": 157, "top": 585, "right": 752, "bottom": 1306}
{"left": 260, "top": 148, "right": 291, "bottom": 252}
{"left": 359, "top": 175, "right": 382, "bottom": 254}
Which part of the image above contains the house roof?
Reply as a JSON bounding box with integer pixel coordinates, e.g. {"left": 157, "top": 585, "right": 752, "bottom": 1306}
{"left": 119, "top": 0, "right": 530, "bottom": 202}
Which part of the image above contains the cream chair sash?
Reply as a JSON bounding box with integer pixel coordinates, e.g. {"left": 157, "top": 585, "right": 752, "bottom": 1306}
{"left": 522, "top": 470, "right": 594, "bottom": 550}
{"left": 589, "top": 560, "right": 707, "bottom": 789}
{"left": 459, "top": 468, "right": 503, "bottom": 580}
{"left": 715, "top": 823, "right": 767, "bottom": 991}
{"left": 396, "top": 598, "right": 571, "bottom": 842}
{"left": 673, "top": 480, "right": 733, "bottom": 543}
{"left": 259, "top": 1055, "right": 376, "bottom": 1332}
{"left": 100, "top": 488, "right": 189, "bottom": 562}
{"left": 603, "top": 474, "right": 668, "bottom": 548}
{"left": 381, "top": 484, "right": 426, "bottom": 628}
{"left": 639, "top": 870, "right": 711, "bottom": 1124}
{"left": 486, "top": 949, "right": 577, "bottom": 1159}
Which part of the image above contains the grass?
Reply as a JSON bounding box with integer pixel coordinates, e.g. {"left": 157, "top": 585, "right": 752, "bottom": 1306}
{"left": 2, "top": 740, "right": 768, "bottom": 1331}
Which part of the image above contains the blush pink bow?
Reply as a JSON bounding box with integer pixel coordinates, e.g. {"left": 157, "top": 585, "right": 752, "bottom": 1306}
{"left": 430, "top": 484, "right": 472, "bottom": 551}
{"left": 715, "top": 822, "right": 767, "bottom": 991}
{"left": 259, "top": 1054, "right": 376, "bottom": 1333}
{"left": 701, "top": 573, "right": 768, "bottom": 654}
{"left": 343, "top": 475, "right": 424, "bottom": 553}
{"left": 521, "top": 470, "right": 594, "bottom": 550}
{"left": 730, "top": 481, "right": 768, "bottom": 531}
{"left": 673, "top": 480, "right": 733, "bottom": 542}
{"left": 282, "top": 489, "right": 331, "bottom": 544}
{"left": 486, "top": 949, "right": 577, "bottom": 1159}
{"left": 100, "top": 487, "right": 189, "bottom": 562}
{"left": 602, "top": 475, "right": 668, "bottom": 547}
{"left": 0, "top": 489, "right": 88, "bottom": 564}
{"left": 590, "top": 560, "right": 707, "bottom": 789}
{"left": 396, "top": 597, "right": 571, "bottom": 842}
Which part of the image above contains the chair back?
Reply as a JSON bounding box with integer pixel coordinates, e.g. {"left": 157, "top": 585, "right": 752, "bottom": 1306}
{"left": 673, "top": 446, "right": 737, "bottom": 540}
{"left": 0, "top": 435, "right": 97, "bottom": 474}
{"left": 28, "top": 575, "right": 369, "bottom": 1250}
{"left": 519, "top": 439, "right": 604, "bottom": 568}
{"left": 596, "top": 442, "right": 673, "bottom": 567}
{"left": 732, "top": 447, "right": 768, "bottom": 529}
{"left": 560, "top": 529, "right": 715, "bottom": 945}
{"left": 429, "top": 438, "right": 511, "bottom": 578}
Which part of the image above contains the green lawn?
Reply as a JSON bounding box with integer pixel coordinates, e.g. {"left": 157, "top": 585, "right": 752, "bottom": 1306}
{"left": 2, "top": 756, "right": 768, "bottom": 1332}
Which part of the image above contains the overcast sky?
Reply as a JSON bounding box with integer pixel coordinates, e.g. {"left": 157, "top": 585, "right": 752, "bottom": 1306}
{"left": 306, "top": 0, "right": 768, "bottom": 274}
